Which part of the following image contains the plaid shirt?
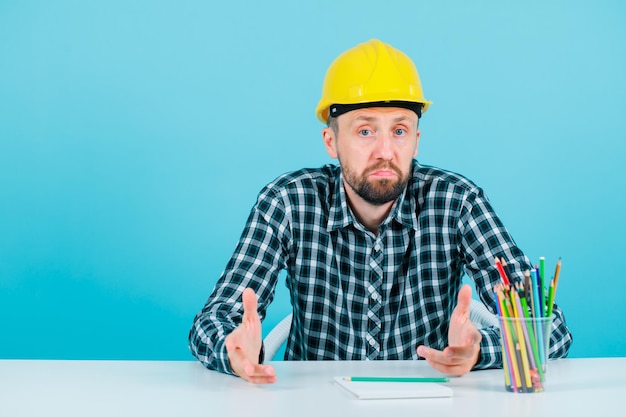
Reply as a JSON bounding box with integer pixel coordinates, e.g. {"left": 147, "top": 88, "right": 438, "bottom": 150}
{"left": 189, "top": 161, "right": 572, "bottom": 375}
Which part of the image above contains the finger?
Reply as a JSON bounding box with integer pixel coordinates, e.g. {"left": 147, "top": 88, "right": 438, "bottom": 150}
{"left": 257, "top": 364, "right": 276, "bottom": 377}
{"left": 419, "top": 344, "right": 478, "bottom": 366}
{"left": 442, "top": 344, "right": 480, "bottom": 361}
{"left": 418, "top": 345, "right": 474, "bottom": 376}
{"left": 242, "top": 362, "right": 275, "bottom": 378}
{"left": 242, "top": 367, "right": 278, "bottom": 384}
{"left": 244, "top": 375, "right": 278, "bottom": 384}
{"left": 417, "top": 346, "right": 455, "bottom": 371}
{"left": 238, "top": 364, "right": 277, "bottom": 384}
{"left": 455, "top": 284, "right": 472, "bottom": 315}
{"left": 241, "top": 288, "right": 259, "bottom": 323}
{"left": 240, "top": 369, "right": 277, "bottom": 384}
{"left": 418, "top": 345, "right": 462, "bottom": 364}
{"left": 449, "top": 285, "right": 476, "bottom": 346}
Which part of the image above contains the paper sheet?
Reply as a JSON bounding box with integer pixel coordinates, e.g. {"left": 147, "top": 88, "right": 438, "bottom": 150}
{"left": 334, "top": 377, "right": 453, "bottom": 400}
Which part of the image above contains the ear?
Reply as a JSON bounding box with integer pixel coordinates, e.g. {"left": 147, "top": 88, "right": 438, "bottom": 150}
{"left": 322, "top": 127, "right": 338, "bottom": 159}
{"left": 413, "top": 129, "right": 421, "bottom": 158}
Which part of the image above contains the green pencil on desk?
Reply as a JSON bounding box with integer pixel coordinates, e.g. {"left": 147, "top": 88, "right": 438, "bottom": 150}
{"left": 344, "top": 376, "right": 449, "bottom": 383}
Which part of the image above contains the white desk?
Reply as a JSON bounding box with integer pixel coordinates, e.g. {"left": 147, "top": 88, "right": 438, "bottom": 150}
{"left": 0, "top": 358, "right": 623, "bottom": 417}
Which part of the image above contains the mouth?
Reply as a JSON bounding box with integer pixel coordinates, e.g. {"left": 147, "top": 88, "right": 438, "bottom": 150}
{"left": 369, "top": 169, "right": 397, "bottom": 179}
{"left": 366, "top": 164, "right": 400, "bottom": 180}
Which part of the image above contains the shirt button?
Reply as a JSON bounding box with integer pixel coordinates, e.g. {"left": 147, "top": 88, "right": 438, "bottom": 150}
{"left": 371, "top": 293, "right": 379, "bottom": 301}
{"left": 369, "top": 338, "right": 376, "bottom": 346}
{"left": 374, "top": 244, "right": 381, "bottom": 251}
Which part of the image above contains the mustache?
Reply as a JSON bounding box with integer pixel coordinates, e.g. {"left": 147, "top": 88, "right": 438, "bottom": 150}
{"left": 364, "top": 162, "right": 402, "bottom": 177}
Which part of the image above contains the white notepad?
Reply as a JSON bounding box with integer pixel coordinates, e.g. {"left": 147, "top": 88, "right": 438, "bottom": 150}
{"left": 334, "top": 377, "right": 453, "bottom": 400}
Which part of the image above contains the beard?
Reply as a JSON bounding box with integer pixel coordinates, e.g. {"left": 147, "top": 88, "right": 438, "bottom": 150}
{"left": 340, "top": 160, "right": 409, "bottom": 206}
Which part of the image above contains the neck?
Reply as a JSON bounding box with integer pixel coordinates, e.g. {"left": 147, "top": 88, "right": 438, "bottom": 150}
{"left": 343, "top": 180, "right": 395, "bottom": 235}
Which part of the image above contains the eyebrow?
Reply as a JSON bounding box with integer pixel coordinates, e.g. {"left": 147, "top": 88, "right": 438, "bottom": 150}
{"left": 352, "top": 115, "right": 413, "bottom": 124}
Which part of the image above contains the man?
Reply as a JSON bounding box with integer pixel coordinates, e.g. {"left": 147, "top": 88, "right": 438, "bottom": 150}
{"left": 189, "top": 39, "right": 572, "bottom": 384}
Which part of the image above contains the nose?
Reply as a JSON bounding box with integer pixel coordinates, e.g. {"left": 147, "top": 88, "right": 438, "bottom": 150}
{"left": 375, "top": 131, "right": 394, "bottom": 160}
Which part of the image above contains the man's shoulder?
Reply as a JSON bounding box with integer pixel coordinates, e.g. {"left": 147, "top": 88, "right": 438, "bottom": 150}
{"left": 262, "top": 164, "right": 340, "bottom": 196}
{"left": 412, "top": 162, "right": 480, "bottom": 193}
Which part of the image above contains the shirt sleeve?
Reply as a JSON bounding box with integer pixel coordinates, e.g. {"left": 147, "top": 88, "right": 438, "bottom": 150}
{"left": 457, "top": 186, "right": 573, "bottom": 370}
{"left": 188, "top": 187, "right": 290, "bottom": 374}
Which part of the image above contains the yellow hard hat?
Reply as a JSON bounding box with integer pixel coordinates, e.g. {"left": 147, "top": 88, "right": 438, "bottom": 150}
{"left": 315, "top": 39, "right": 431, "bottom": 124}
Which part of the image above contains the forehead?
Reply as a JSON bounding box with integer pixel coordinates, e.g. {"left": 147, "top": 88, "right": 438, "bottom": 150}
{"left": 340, "top": 107, "right": 418, "bottom": 125}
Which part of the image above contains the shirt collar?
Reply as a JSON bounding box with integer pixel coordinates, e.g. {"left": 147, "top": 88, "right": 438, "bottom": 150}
{"left": 327, "top": 171, "right": 354, "bottom": 231}
{"left": 326, "top": 163, "right": 420, "bottom": 232}
{"left": 394, "top": 174, "right": 420, "bottom": 231}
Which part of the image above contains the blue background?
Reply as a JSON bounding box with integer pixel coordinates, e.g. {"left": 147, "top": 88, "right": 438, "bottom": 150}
{"left": 1, "top": 0, "right": 624, "bottom": 361}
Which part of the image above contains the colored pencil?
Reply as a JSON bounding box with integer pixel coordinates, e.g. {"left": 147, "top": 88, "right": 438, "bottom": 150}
{"left": 530, "top": 268, "right": 547, "bottom": 365}
{"left": 510, "top": 290, "right": 533, "bottom": 390}
{"left": 495, "top": 287, "right": 515, "bottom": 390}
{"left": 519, "top": 293, "right": 544, "bottom": 382}
{"left": 503, "top": 295, "right": 524, "bottom": 391}
{"left": 553, "top": 258, "right": 562, "bottom": 287}
{"left": 495, "top": 257, "right": 511, "bottom": 287}
{"left": 537, "top": 256, "right": 547, "bottom": 317}
{"left": 513, "top": 286, "right": 537, "bottom": 370}
{"left": 495, "top": 289, "right": 512, "bottom": 380}
{"left": 343, "top": 377, "right": 450, "bottom": 383}
{"left": 530, "top": 269, "right": 541, "bottom": 319}
{"left": 546, "top": 279, "right": 556, "bottom": 318}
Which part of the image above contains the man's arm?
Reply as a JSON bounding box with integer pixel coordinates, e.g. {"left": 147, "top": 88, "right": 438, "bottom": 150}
{"left": 188, "top": 188, "right": 290, "bottom": 375}
{"left": 458, "top": 187, "right": 573, "bottom": 369}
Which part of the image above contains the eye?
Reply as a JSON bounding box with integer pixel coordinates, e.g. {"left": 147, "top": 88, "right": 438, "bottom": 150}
{"left": 394, "top": 128, "right": 407, "bottom": 136}
{"left": 358, "top": 129, "right": 373, "bottom": 137}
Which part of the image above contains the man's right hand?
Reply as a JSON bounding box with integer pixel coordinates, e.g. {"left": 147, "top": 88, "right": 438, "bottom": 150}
{"left": 224, "top": 288, "right": 277, "bottom": 384}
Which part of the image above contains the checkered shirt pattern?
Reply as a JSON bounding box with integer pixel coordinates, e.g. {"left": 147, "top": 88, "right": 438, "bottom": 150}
{"left": 189, "top": 161, "right": 572, "bottom": 375}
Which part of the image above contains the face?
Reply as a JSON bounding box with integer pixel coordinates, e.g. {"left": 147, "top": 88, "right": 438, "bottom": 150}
{"left": 323, "top": 107, "right": 420, "bottom": 206}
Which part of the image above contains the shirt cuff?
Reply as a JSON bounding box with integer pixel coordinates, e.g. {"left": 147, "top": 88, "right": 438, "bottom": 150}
{"left": 473, "top": 327, "right": 502, "bottom": 370}
{"left": 213, "top": 337, "right": 236, "bottom": 376}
